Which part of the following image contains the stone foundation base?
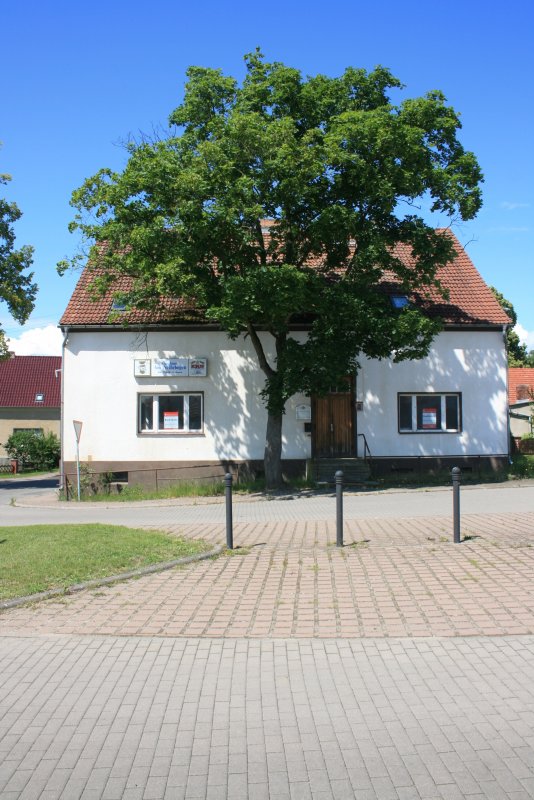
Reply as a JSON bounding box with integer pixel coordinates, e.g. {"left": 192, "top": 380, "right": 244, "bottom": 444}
{"left": 368, "top": 455, "right": 509, "bottom": 478}
{"left": 62, "top": 459, "right": 308, "bottom": 493}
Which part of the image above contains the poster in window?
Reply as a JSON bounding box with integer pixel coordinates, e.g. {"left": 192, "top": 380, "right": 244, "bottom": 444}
{"left": 163, "top": 411, "right": 179, "bottom": 429}
{"left": 422, "top": 407, "right": 438, "bottom": 429}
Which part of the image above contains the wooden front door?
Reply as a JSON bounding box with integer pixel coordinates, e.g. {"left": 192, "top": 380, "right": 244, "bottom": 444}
{"left": 313, "top": 382, "right": 354, "bottom": 457}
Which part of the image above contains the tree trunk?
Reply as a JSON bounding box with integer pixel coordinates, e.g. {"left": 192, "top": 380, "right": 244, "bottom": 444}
{"left": 264, "top": 410, "right": 283, "bottom": 489}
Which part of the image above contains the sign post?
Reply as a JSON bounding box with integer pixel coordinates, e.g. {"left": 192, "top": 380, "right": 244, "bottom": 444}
{"left": 73, "top": 420, "right": 83, "bottom": 501}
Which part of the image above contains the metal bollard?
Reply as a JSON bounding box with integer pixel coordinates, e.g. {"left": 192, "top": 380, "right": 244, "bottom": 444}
{"left": 225, "top": 472, "right": 234, "bottom": 550}
{"left": 335, "top": 470, "right": 344, "bottom": 547}
{"left": 452, "top": 467, "right": 461, "bottom": 543}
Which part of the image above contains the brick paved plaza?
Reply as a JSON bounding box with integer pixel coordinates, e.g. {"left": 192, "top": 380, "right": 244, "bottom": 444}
{"left": 1, "top": 488, "right": 533, "bottom": 798}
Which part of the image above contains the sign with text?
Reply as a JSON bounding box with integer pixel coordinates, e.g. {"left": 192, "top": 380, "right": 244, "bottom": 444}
{"left": 188, "top": 357, "right": 207, "bottom": 376}
{"left": 134, "top": 357, "right": 208, "bottom": 377}
{"left": 152, "top": 358, "right": 189, "bottom": 377}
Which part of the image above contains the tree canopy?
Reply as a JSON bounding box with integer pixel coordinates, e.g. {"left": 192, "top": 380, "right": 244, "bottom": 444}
{"left": 61, "top": 51, "right": 483, "bottom": 486}
{"left": 490, "top": 287, "right": 534, "bottom": 367}
{"left": 0, "top": 145, "right": 36, "bottom": 358}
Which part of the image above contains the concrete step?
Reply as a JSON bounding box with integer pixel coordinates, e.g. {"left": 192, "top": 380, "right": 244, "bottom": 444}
{"left": 314, "top": 458, "right": 371, "bottom": 484}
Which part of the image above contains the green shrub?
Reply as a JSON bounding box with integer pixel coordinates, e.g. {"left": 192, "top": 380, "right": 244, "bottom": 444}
{"left": 508, "top": 454, "right": 534, "bottom": 479}
{"left": 4, "top": 430, "right": 60, "bottom": 470}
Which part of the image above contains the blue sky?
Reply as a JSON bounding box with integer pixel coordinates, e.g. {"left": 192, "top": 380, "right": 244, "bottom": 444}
{"left": 2, "top": 0, "right": 533, "bottom": 354}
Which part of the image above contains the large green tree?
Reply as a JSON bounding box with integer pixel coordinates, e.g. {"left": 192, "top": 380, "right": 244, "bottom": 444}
{"left": 0, "top": 146, "right": 36, "bottom": 358}
{"left": 490, "top": 287, "right": 534, "bottom": 367}
{"left": 61, "top": 51, "right": 483, "bottom": 487}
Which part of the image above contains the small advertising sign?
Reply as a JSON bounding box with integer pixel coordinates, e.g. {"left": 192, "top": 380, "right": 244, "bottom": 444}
{"left": 163, "top": 411, "right": 179, "bottom": 429}
{"left": 153, "top": 358, "right": 189, "bottom": 377}
{"left": 189, "top": 357, "right": 207, "bottom": 376}
{"left": 422, "top": 408, "right": 438, "bottom": 429}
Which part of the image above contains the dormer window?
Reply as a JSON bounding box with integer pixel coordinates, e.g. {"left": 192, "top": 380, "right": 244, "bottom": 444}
{"left": 35, "top": 393, "right": 44, "bottom": 402}
{"left": 390, "top": 295, "right": 410, "bottom": 309}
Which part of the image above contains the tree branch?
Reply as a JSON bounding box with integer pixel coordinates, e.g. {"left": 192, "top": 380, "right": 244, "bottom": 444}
{"left": 246, "top": 322, "right": 275, "bottom": 378}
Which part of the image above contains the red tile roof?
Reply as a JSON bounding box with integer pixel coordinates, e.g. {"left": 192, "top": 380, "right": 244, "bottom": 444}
{"left": 60, "top": 229, "right": 510, "bottom": 328}
{"left": 0, "top": 356, "right": 61, "bottom": 408}
{"left": 508, "top": 367, "right": 534, "bottom": 405}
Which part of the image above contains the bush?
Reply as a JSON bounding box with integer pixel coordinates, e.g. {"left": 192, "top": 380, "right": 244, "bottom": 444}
{"left": 4, "top": 430, "right": 60, "bottom": 470}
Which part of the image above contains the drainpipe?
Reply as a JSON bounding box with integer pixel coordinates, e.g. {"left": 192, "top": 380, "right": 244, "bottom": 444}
{"left": 504, "top": 324, "right": 513, "bottom": 465}
{"left": 59, "top": 326, "right": 69, "bottom": 491}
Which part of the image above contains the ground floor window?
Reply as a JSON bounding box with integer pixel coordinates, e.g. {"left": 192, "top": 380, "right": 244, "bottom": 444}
{"left": 139, "top": 393, "right": 203, "bottom": 433}
{"left": 398, "top": 393, "right": 461, "bottom": 433}
{"left": 13, "top": 428, "right": 44, "bottom": 435}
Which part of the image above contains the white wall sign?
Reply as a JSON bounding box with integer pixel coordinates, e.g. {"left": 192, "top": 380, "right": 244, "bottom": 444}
{"left": 189, "top": 357, "right": 207, "bottom": 376}
{"left": 296, "top": 404, "right": 312, "bottom": 421}
{"left": 134, "top": 359, "right": 152, "bottom": 377}
{"left": 153, "top": 358, "right": 189, "bottom": 377}
{"left": 135, "top": 356, "right": 208, "bottom": 377}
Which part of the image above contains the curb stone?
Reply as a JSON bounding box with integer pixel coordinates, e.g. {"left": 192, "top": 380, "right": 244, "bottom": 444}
{"left": 0, "top": 545, "right": 223, "bottom": 611}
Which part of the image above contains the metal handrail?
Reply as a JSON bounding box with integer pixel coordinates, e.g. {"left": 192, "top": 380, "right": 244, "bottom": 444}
{"left": 357, "top": 433, "right": 372, "bottom": 463}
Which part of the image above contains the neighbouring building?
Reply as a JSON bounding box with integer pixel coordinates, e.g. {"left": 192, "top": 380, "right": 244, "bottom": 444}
{"left": 509, "top": 367, "right": 534, "bottom": 444}
{"left": 59, "top": 231, "right": 511, "bottom": 489}
{"left": 0, "top": 355, "right": 61, "bottom": 461}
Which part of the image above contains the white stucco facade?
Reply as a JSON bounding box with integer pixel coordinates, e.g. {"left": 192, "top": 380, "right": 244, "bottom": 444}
{"left": 355, "top": 329, "right": 509, "bottom": 458}
{"left": 62, "top": 329, "right": 311, "bottom": 466}
{"left": 62, "top": 327, "right": 509, "bottom": 470}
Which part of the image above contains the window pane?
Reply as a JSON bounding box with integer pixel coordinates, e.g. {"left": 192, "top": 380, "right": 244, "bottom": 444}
{"left": 140, "top": 396, "right": 153, "bottom": 431}
{"left": 189, "top": 395, "right": 202, "bottom": 430}
{"left": 417, "top": 397, "right": 441, "bottom": 430}
{"left": 159, "top": 395, "right": 184, "bottom": 430}
{"left": 445, "top": 395, "right": 459, "bottom": 430}
{"left": 399, "top": 396, "right": 412, "bottom": 430}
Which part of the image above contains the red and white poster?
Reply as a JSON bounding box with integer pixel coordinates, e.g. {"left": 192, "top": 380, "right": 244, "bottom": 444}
{"left": 422, "top": 407, "right": 437, "bottom": 429}
{"left": 163, "top": 411, "right": 179, "bottom": 429}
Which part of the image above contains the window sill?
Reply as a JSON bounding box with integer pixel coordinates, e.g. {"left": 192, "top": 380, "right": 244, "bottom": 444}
{"left": 138, "top": 431, "right": 205, "bottom": 437}
{"left": 398, "top": 430, "right": 461, "bottom": 434}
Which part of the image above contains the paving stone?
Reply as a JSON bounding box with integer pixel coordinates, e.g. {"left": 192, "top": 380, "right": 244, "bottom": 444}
{"left": 1, "top": 497, "right": 534, "bottom": 799}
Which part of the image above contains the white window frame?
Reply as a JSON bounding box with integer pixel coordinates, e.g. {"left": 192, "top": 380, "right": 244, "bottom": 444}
{"left": 398, "top": 393, "right": 461, "bottom": 433}
{"left": 138, "top": 393, "right": 204, "bottom": 434}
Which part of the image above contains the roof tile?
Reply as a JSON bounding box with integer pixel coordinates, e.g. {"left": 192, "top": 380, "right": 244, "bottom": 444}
{"left": 508, "top": 367, "right": 534, "bottom": 405}
{"left": 0, "top": 356, "right": 61, "bottom": 408}
{"left": 60, "top": 230, "right": 511, "bottom": 328}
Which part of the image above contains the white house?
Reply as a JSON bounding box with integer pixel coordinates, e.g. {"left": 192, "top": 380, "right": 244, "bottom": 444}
{"left": 60, "top": 231, "right": 511, "bottom": 489}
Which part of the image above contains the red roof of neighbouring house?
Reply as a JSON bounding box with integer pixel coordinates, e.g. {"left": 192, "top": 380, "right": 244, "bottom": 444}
{"left": 0, "top": 356, "right": 61, "bottom": 408}
{"left": 509, "top": 367, "right": 534, "bottom": 405}
{"left": 60, "top": 229, "right": 511, "bottom": 328}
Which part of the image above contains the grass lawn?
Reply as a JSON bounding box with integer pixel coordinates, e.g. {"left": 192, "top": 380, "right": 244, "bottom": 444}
{"left": 0, "top": 469, "right": 58, "bottom": 480}
{"left": 0, "top": 524, "right": 209, "bottom": 601}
